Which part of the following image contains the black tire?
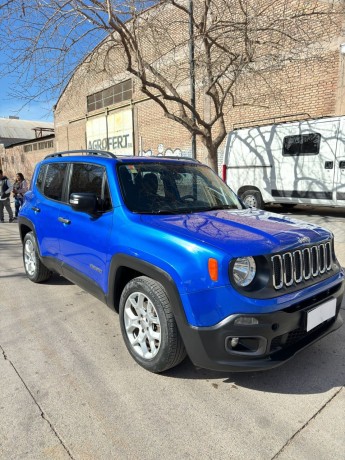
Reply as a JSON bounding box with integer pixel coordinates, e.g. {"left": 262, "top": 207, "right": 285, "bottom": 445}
{"left": 23, "top": 232, "right": 52, "bottom": 283}
{"left": 119, "top": 276, "right": 186, "bottom": 373}
{"left": 280, "top": 203, "right": 296, "bottom": 209}
{"left": 241, "top": 189, "right": 264, "bottom": 209}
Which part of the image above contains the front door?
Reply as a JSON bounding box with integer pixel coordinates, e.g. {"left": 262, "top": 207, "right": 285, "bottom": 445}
{"left": 57, "top": 162, "right": 113, "bottom": 295}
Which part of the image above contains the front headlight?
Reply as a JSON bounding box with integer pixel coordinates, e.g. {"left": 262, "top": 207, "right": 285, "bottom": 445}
{"left": 232, "top": 257, "right": 256, "bottom": 287}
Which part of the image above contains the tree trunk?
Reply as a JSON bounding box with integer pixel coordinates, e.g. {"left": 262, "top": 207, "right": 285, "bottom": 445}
{"left": 205, "top": 143, "right": 219, "bottom": 172}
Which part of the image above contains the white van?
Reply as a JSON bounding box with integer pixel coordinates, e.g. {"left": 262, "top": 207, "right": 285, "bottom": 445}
{"left": 222, "top": 116, "right": 345, "bottom": 208}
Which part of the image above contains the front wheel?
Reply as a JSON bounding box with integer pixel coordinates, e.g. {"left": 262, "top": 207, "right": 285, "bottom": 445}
{"left": 23, "top": 232, "right": 52, "bottom": 283}
{"left": 119, "top": 276, "right": 186, "bottom": 373}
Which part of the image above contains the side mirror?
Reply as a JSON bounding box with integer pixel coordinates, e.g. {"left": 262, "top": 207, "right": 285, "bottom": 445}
{"left": 69, "top": 192, "right": 97, "bottom": 214}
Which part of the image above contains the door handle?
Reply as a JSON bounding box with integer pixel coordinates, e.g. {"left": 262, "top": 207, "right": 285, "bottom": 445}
{"left": 58, "top": 217, "right": 71, "bottom": 225}
{"left": 31, "top": 206, "right": 40, "bottom": 212}
{"left": 339, "top": 161, "right": 345, "bottom": 169}
{"left": 324, "top": 161, "right": 334, "bottom": 170}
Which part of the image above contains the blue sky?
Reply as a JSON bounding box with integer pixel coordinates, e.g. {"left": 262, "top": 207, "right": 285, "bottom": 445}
{"left": 0, "top": 73, "right": 54, "bottom": 122}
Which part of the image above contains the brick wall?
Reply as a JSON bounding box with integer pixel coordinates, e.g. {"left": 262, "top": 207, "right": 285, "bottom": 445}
{"left": 0, "top": 136, "right": 55, "bottom": 183}
{"left": 53, "top": 0, "right": 344, "bottom": 170}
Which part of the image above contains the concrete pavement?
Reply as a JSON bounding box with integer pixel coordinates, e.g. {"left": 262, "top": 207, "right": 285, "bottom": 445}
{"left": 0, "top": 206, "right": 344, "bottom": 460}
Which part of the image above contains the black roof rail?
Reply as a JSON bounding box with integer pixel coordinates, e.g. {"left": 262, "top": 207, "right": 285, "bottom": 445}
{"left": 45, "top": 149, "right": 117, "bottom": 159}
{"left": 145, "top": 155, "right": 200, "bottom": 163}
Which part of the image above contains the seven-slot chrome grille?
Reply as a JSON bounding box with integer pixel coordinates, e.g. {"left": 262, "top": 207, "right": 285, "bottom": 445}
{"left": 271, "top": 241, "right": 333, "bottom": 290}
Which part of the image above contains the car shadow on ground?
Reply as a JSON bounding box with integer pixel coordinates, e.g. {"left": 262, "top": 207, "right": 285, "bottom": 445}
{"left": 164, "top": 327, "right": 345, "bottom": 395}
{"left": 266, "top": 204, "right": 345, "bottom": 220}
{"left": 44, "top": 273, "right": 74, "bottom": 286}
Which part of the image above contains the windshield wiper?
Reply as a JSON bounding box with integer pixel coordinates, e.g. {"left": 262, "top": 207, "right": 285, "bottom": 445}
{"left": 151, "top": 210, "right": 183, "bottom": 214}
{"left": 202, "top": 205, "right": 239, "bottom": 211}
{"left": 135, "top": 206, "right": 238, "bottom": 215}
{"left": 135, "top": 209, "right": 182, "bottom": 215}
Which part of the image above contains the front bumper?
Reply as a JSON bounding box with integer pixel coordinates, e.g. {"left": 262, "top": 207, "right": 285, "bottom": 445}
{"left": 179, "top": 280, "right": 344, "bottom": 372}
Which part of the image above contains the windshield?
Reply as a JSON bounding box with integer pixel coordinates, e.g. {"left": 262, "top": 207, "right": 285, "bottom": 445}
{"left": 118, "top": 162, "right": 243, "bottom": 214}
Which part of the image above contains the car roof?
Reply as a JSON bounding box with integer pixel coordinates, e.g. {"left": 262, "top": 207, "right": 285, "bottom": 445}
{"left": 43, "top": 150, "right": 201, "bottom": 166}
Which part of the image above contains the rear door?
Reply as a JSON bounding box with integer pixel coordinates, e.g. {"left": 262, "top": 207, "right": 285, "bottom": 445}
{"left": 29, "top": 162, "right": 67, "bottom": 259}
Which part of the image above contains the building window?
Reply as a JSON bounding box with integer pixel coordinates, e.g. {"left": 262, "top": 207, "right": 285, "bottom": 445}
{"left": 283, "top": 133, "right": 321, "bottom": 156}
{"left": 23, "top": 139, "right": 54, "bottom": 152}
{"left": 87, "top": 80, "right": 132, "bottom": 112}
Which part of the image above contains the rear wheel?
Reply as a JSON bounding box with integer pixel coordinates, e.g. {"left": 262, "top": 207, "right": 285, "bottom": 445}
{"left": 119, "top": 276, "right": 186, "bottom": 373}
{"left": 241, "top": 190, "right": 264, "bottom": 209}
{"left": 23, "top": 232, "right": 52, "bottom": 283}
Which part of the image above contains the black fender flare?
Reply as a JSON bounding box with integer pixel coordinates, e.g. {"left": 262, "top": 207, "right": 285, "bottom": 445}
{"left": 18, "top": 216, "right": 36, "bottom": 243}
{"left": 107, "top": 253, "right": 188, "bottom": 324}
{"left": 107, "top": 253, "right": 220, "bottom": 367}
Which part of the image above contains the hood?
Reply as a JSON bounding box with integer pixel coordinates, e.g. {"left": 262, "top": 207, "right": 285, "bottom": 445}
{"left": 140, "top": 209, "right": 331, "bottom": 257}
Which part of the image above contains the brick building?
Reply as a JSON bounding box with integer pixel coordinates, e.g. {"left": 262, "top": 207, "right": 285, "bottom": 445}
{"left": 53, "top": 1, "right": 345, "bottom": 171}
{"left": 0, "top": 118, "right": 54, "bottom": 180}
{"left": 1, "top": 2, "right": 343, "bottom": 183}
{"left": 0, "top": 134, "right": 54, "bottom": 183}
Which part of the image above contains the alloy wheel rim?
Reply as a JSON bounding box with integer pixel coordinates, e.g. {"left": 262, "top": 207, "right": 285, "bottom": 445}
{"left": 24, "top": 240, "right": 36, "bottom": 276}
{"left": 124, "top": 291, "right": 161, "bottom": 359}
{"left": 244, "top": 194, "right": 257, "bottom": 208}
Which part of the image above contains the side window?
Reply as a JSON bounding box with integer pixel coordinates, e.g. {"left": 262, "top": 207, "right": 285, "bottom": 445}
{"left": 43, "top": 163, "right": 67, "bottom": 201}
{"left": 69, "top": 163, "right": 112, "bottom": 212}
{"left": 36, "top": 164, "right": 47, "bottom": 193}
{"left": 283, "top": 133, "right": 321, "bottom": 156}
{"left": 102, "top": 179, "right": 112, "bottom": 212}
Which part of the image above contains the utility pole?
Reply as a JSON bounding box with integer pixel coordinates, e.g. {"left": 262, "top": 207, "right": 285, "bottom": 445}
{"left": 189, "top": 0, "right": 196, "bottom": 159}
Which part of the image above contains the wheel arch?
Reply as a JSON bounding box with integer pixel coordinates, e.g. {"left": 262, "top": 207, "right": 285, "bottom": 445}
{"left": 237, "top": 185, "right": 261, "bottom": 196}
{"left": 18, "top": 217, "right": 35, "bottom": 243}
{"left": 107, "top": 254, "right": 187, "bottom": 322}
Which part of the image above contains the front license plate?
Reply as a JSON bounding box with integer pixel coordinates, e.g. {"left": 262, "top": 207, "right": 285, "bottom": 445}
{"left": 306, "top": 299, "right": 337, "bottom": 332}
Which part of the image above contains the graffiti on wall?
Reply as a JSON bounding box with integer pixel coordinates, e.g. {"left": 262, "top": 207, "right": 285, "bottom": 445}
{"left": 139, "top": 143, "right": 189, "bottom": 157}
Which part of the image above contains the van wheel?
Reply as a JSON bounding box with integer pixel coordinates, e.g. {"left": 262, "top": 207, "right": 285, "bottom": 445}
{"left": 119, "top": 276, "right": 186, "bottom": 373}
{"left": 23, "top": 232, "right": 52, "bottom": 283}
{"left": 241, "top": 190, "right": 263, "bottom": 209}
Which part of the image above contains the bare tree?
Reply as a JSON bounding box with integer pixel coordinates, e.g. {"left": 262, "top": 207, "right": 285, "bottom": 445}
{"left": 0, "top": 0, "right": 344, "bottom": 170}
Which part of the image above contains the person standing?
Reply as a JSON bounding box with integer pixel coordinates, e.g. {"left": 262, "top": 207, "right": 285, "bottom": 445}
{"left": 12, "top": 172, "right": 28, "bottom": 218}
{"left": 0, "top": 169, "right": 14, "bottom": 223}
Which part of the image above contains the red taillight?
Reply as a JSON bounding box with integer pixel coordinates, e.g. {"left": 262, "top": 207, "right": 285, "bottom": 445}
{"left": 222, "top": 164, "right": 227, "bottom": 182}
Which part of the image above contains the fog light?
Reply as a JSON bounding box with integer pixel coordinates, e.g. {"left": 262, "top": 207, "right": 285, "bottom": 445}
{"left": 230, "top": 337, "right": 239, "bottom": 348}
{"left": 226, "top": 336, "right": 267, "bottom": 355}
{"left": 234, "top": 316, "right": 259, "bottom": 325}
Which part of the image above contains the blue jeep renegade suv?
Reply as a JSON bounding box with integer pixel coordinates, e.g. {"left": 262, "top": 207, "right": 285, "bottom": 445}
{"left": 18, "top": 150, "right": 344, "bottom": 373}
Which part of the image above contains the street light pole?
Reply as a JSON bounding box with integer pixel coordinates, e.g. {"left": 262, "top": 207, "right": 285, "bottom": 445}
{"left": 189, "top": 0, "right": 196, "bottom": 159}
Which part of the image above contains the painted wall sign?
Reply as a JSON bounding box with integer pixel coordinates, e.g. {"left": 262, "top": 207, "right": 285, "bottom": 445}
{"left": 86, "top": 108, "right": 133, "bottom": 155}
